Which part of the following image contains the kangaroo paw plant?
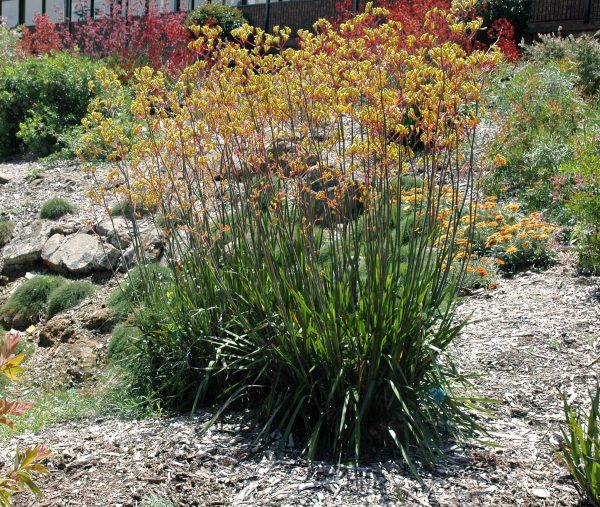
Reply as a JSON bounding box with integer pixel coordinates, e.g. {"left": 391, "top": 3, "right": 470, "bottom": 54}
{"left": 84, "top": 1, "right": 500, "bottom": 464}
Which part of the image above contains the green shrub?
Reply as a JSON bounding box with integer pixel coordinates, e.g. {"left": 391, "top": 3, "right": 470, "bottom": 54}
{"left": 525, "top": 33, "right": 600, "bottom": 97}
{"left": 186, "top": 4, "right": 246, "bottom": 39}
{"left": 0, "top": 219, "right": 14, "bottom": 247}
{"left": 561, "top": 386, "right": 600, "bottom": 505}
{"left": 485, "top": 61, "right": 584, "bottom": 218}
{"left": 107, "top": 264, "right": 173, "bottom": 322}
{"left": 0, "top": 52, "right": 98, "bottom": 157}
{"left": 46, "top": 281, "right": 96, "bottom": 319}
{"left": 39, "top": 197, "right": 76, "bottom": 219}
{"left": 0, "top": 275, "right": 66, "bottom": 328}
{"left": 560, "top": 128, "right": 600, "bottom": 274}
{"left": 0, "top": 20, "right": 21, "bottom": 71}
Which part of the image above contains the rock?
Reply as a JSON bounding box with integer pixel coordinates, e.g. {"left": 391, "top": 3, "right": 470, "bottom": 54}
{"left": 118, "top": 221, "right": 165, "bottom": 270}
{"left": 51, "top": 221, "right": 82, "bottom": 236}
{"left": 1, "top": 219, "right": 54, "bottom": 271}
{"left": 0, "top": 173, "right": 10, "bottom": 184}
{"left": 39, "top": 316, "right": 78, "bottom": 347}
{"left": 82, "top": 307, "right": 116, "bottom": 331}
{"left": 531, "top": 488, "right": 551, "bottom": 499}
{"left": 65, "top": 339, "right": 100, "bottom": 383}
{"left": 96, "top": 217, "right": 132, "bottom": 249}
{"left": 42, "top": 233, "right": 120, "bottom": 275}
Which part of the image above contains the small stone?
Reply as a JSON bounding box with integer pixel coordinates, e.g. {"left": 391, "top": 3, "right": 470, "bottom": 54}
{"left": 531, "top": 488, "right": 551, "bottom": 499}
{"left": 0, "top": 173, "right": 10, "bottom": 185}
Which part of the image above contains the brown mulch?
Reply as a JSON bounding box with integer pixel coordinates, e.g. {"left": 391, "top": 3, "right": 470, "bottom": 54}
{"left": 0, "top": 255, "right": 596, "bottom": 506}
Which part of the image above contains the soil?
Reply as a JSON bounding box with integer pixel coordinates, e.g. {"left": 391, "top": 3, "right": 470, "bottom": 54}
{"left": 1, "top": 159, "right": 600, "bottom": 506}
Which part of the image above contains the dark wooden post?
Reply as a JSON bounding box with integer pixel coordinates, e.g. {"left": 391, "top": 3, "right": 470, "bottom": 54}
{"left": 584, "top": 0, "right": 592, "bottom": 23}
{"left": 18, "top": 0, "right": 25, "bottom": 24}
{"left": 264, "top": 0, "right": 270, "bottom": 32}
{"left": 352, "top": 0, "right": 359, "bottom": 13}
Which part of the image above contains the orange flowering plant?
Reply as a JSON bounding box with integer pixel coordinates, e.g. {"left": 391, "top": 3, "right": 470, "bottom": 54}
{"left": 84, "top": 1, "right": 500, "bottom": 463}
{"left": 0, "top": 331, "right": 49, "bottom": 506}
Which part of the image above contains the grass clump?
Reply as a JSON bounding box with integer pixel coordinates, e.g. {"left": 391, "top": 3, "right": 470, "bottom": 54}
{"left": 0, "top": 275, "right": 66, "bottom": 328}
{"left": 46, "top": 281, "right": 96, "bottom": 319}
{"left": 39, "top": 197, "right": 76, "bottom": 219}
{"left": 0, "top": 219, "right": 14, "bottom": 247}
{"left": 561, "top": 386, "right": 600, "bottom": 505}
{"left": 141, "top": 495, "right": 176, "bottom": 507}
{"left": 108, "top": 324, "right": 143, "bottom": 361}
{"left": 107, "top": 264, "right": 173, "bottom": 322}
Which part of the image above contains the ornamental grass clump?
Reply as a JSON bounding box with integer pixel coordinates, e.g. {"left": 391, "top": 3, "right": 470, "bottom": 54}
{"left": 85, "top": 1, "right": 499, "bottom": 463}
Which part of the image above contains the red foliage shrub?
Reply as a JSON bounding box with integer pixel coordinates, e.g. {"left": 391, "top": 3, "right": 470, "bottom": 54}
{"left": 485, "top": 17, "right": 519, "bottom": 62}
{"left": 19, "top": 14, "right": 69, "bottom": 55}
{"left": 18, "top": 1, "right": 194, "bottom": 76}
{"left": 334, "top": 0, "right": 520, "bottom": 61}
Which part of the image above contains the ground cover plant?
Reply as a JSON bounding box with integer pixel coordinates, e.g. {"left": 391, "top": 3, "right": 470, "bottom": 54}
{"left": 39, "top": 197, "right": 76, "bottom": 219}
{"left": 46, "top": 281, "right": 96, "bottom": 319}
{"left": 0, "top": 220, "right": 14, "bottom": 247}
{"left": 85, "top": 1, "right": 500, "bottom": 463}
{"left": 0, "top": 276, "right": 66, "bottom": 329}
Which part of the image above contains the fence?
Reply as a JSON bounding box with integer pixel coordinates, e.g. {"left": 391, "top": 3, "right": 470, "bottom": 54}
{"left": 528, "top": 0, "right": 600, "bottom": 32}
{"left": 238, "top": 0, "right": 337, "bottom": 35}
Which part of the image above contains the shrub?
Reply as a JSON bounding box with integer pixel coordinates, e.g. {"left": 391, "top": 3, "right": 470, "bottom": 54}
{"left": 0, "top": 19, "right": 22, "bottom": 70}
{"left": 20, "top": 9, "right": 194, "bottom": 77}
{"left": 186, "top": 4, "right": 246, "bottom": 39}
{"left": 85, "top": 5, "right": 498, "bottom": 463}
{"left": 560, "top": 126, "right": 600, "bottom": 274}
{"left": 0, "top": 276, "right": 66, "bottom": 329}
{"left": 485, "top": 61, "right": 584, "bottom": 217}
{"left": 0, "top": 220, "right": 14, "bottom": 247}
{"left": 0, "top": 330, "right": 50, "bottom": 503}
{"left": 476, "top": 0, "right": 531, "bottom": 35}
{"left": 46, "top": 281, "right": 96, "bottom": 319}
{"left": 561, "top": 386, "right": 600, "bottom": 505}
{"left": 39, "top": 197, "right": 76, "bottom": 219}
{"left": 525, "top": 33, "right": 600, "bottom": 97}
{"left": 0, "top": 52, "right": 98, "bottom": 157}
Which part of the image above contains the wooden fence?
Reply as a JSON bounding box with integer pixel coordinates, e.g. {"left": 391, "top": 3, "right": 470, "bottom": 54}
{"left": 528, "top": 0, "right": 600, "bottom": 33}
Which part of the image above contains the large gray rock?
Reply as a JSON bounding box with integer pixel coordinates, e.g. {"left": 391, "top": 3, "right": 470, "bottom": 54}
{"left": 1, "top": 219, "right": 54, "bottom": 270}
{"left": 95, "top": 217, "right": 132, "bottom": 249}
{"left": 42, "top": 232, "right": 120, "bottom": 275}
{"left": 118, "top": 221, "right": 165, "bottom": 271}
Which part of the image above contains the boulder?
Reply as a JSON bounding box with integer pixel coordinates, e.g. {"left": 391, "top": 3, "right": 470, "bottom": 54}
{"left": 39, "top": 315, "right": 78, "bottom": 347}
{"left": 1, "top": 219, "right": 54, "bottom": 271}
{"left": 42, "top": 233, "right": 120, "bottom": 275}
{"left": 0, "top": 173, "right": 10, "bottom": 185}
{"left": 118, "top": 221, "right": 165, "bottom": 271}
{"left": 82, "top": 307, "right": 116, "bottom": 332}
{"left": 95, "top": 217, "right": 132, "bottom": 249}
